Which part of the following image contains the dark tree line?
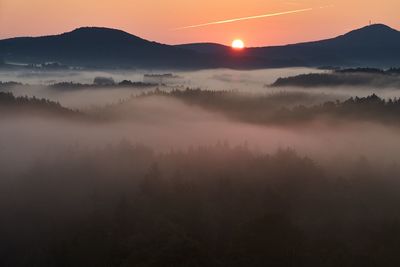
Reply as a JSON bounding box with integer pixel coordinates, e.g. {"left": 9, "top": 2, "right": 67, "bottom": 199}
{"left": 272, "top": 73, "right": 377, "bottom": 87}
{"left": 275, "top": 93, "right": 400, "bottom": 125}
{"left": 271, "top": 68, "right": 400, "bottom": 88}
{"left": 335, "top": 67, "right": 400, "bottom": 75}
{"left": 138, "top": 89, "right": 400, "bottom": 126}
{"left": 2, "top": 89, "right": 400, "bottom": 126}
{"left": 0, "top": 91, "right": 80, "bottom": 117}
{"left": 50, "top": 80, "right": 155, "bottom": 90}
{"left": 0, "top": 81, "right": 22, "bottom": 89}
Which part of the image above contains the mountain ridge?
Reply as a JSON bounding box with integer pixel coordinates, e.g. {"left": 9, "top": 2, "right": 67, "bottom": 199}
{"left": 1, "top": 24, "right": 399, "bottom": 69}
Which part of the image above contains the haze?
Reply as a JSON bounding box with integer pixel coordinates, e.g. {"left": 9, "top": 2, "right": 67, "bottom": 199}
{"left": 1, "top": 0, "right": 399, "bottom": 46}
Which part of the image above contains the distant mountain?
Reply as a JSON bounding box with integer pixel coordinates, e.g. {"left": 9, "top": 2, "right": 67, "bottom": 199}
{"left": 252, "top": 24, "right": 400, "bottom": 68}
{"left": 1, "top": 24, "right": 399, "bottom": 69}
{"left": 175, "top": 43, "right": 231, "bottom": 55}
{"left": 179, "top": 24, "right": 400, "bottom": 68}
{"left": 0, "top": 27, "right": 214, "bottom": 69}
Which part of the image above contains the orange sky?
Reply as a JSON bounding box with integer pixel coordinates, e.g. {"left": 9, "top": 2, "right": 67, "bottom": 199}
{"left": 0, "top": 0, "right": 399, "bottom": 46}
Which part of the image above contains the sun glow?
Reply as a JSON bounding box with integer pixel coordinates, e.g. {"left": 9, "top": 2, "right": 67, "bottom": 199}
{"left": 231, "top": 39, "right": 245, "bottom": 49}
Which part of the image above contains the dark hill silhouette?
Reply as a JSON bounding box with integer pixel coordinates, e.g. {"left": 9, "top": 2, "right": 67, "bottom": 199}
{"left": 0, "top": 91, "right": 81, "bottom": 118}
{"left": 175, "top": 42, "right": 230, "bottom": 55}
{"left": 179, "top": 24, "right": 400, "bottom": 68}
{"left": 0, "top": 27, "right": 271, "bottom": 69}
{"left": 0, "top": 27, "right": 215, "bottom": 68}
{"left": 1, "top": 24, "right": 399, "bottom": 69}
{"left": 270, "top": 68, "right": 400, "bottom": 88}
{"left": 252, "top": 24, "right": 400, "bottom": 67}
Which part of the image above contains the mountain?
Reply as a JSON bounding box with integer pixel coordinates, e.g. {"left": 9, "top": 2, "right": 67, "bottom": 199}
{"left": 1, "top": 24, "right": 399, "bottom": 69}
{"left": 250, "top": 24, "right": 400, "bottom": 67}
{"left": 175, "top": 43, "right": 231, "bottom": 55}
{"left": 0, "top": 27, "right": 215, "bottom": 69}
{"left": 0, "top": 27, "right": 272, "bottom": 69}
{"left": 179, "top": 24, "right": 400, "bottom": 68}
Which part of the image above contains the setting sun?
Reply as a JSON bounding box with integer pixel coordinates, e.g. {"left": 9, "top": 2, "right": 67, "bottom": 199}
{"left": 231, "top": 39, "right": 245, "bottom": 49}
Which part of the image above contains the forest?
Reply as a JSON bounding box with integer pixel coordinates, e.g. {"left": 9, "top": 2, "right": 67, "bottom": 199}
{"left": 2, "top": 68, "right": 400, "bottom": 266}
{"left": 271, "top": 68, "right": 400, "bottom": 88}
{"left": 2, "top": 143, "right": 400, "bottom": 266}
{"left": 0, "top": 91, "right": 80, "bottom": 118}
{"left": 125, "top": 89, "right": 400, "bottom": 126}
{"left": 5, "top": 89, "right": 400, "bottom": 126}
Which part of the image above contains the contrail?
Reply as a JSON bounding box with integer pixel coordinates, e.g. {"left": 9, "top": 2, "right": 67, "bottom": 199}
{"left": 172, "top": 6, "right": 330, "bottom": 31}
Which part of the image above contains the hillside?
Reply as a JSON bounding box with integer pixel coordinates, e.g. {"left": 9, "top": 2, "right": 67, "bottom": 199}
{"left": 1, "top": 24, "right": 400, "bottom": 69}
{"left": 179, "top": 24, "right": 400, "bottom": 68}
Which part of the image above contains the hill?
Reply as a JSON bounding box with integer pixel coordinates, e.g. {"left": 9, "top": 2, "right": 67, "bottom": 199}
{"left": 1, "top": 24, "right": 400, "bottom": 69}
{"left": 0, "top": 27, "right": 213, "bottom": 69}
{"left": 271, "top": 68, "right": 400, "bottom": 88}
{"left": 0, "top": 91, "right": 81, "bottom": 118}
{"left": 179, "top": 24, "right": 400, "bottom": 68}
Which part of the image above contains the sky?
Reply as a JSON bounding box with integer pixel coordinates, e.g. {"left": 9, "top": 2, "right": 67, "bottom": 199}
{"left": 0, "top": 0, "right": 399, "bottom": 46}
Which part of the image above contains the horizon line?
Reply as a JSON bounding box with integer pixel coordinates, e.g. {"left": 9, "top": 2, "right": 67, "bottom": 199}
{"left": 0, "top": 22, "right": 395, "bottom": 48}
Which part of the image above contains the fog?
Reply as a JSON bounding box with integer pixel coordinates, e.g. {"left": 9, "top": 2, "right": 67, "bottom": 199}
{"left": 2, "top": 67, "right": 400, "bottom": 266}
{"left": 2, "top": 67, "right": 400, "bottom": 170}
{"left": 3, "top": 67, "right": 400, "bottom": 110}
{"left": 1, "top": 67, "right": 327, "bottom": 108}
{"left": 2, "top": 92, "right": 400, "bottom": 174}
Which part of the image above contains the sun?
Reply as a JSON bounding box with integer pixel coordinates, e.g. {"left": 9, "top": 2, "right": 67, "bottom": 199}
{"left": 231, "top": 39, "right": 245, "bottom": 49}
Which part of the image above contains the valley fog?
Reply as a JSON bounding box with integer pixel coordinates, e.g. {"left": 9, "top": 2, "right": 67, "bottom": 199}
{"left": 1, "top": 95, "right": 400, "bottom": 173}
{"left": 1, "top": 67, "right": 327, "bottom": 108}
{"left": 3, "top": 67, "right": 400, "bottom": 109}
{"left": 2, "top": 67, "right": 400, "bottom": 266}
{"left": 2, "top": 67, "right": 400, "bottom": 169}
